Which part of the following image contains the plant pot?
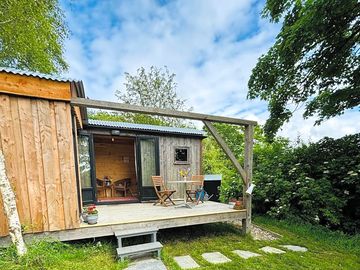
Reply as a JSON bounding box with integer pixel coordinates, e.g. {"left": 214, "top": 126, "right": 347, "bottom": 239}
{"left": 87, "top": 214, "right": 98, "bottom": 225}
{"left": 81, "top": 212, "right": 88, "bottom": 223}
{"left": 233, "top": 200, "right": 244, "bottom": 210}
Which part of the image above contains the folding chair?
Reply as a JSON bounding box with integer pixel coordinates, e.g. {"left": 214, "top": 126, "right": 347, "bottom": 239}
{"left": 152, "top": 176, "right": 176, "bottom": 207}
{"left": 186, "top": 175, "right": 205, "bottom": 204}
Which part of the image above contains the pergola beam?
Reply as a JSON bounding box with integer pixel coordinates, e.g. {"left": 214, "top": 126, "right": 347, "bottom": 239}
{"left": 71, "top": 98, "right": 257, "bottom": 126}
{"left": 203, "top": 121, "right": 247, "bottom": 184}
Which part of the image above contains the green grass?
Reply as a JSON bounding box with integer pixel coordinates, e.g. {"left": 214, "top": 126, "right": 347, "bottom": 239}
{"left": 0, "top": 239, "right": 128, "bottom": 270}
{"left": 0, "top": 217, "right": 359, "bottom": 270}
{"left": 160, "top": 217, "right": 360, "bottom": 270}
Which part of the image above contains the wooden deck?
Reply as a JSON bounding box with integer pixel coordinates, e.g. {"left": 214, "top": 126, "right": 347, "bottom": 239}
{"left": 0, "top": 201, "right": 246, "bottom": 246}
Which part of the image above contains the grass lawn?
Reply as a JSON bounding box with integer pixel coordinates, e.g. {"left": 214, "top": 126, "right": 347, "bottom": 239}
{"left": 0, "top": 216, "right": 359, "bottom": 269}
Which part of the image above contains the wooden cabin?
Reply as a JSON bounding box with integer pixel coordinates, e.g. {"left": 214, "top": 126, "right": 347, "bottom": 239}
{"left": 79, "top": 119, "right": 205, "bottom": 204}
{"left": 0, "top": 68, "right": 251, "bottom": 246}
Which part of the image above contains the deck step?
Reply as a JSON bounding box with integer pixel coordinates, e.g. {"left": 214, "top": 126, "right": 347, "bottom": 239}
{"left": 117, "top": 241, "right": 163, "bottom": 261}
{"left": 114, "top": 227, "right": 158, "bottom": 238}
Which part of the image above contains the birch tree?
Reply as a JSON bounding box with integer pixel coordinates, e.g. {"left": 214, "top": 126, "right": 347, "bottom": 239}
{"left": 0, "top": 149, "right": 27, "bottom": 255}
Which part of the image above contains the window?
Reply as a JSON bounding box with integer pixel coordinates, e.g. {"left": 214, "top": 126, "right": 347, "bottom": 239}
{"left": 78, "top": 135, "right": 92, "bottom": 188}
{"left": 174, "top": 147, "right": 190, "bottom": 164}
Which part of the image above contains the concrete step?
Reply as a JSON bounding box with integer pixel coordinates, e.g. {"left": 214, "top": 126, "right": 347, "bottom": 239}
{"left": 117, "top": 241, "right": 163, "bottom": 261}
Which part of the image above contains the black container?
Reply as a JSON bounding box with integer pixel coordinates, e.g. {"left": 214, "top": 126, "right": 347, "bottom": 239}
{"left": 203, "top": 174, "right": 222, "bottom": 202}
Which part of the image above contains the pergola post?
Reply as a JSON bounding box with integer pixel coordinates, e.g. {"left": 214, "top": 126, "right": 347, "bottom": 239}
{"left": 242, "top": 124, "right": 254, "bottom": 234}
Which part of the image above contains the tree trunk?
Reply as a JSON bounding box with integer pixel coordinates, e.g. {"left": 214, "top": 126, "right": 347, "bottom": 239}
{"left": 0, "top": 149, "right": 27, "bottom": 255}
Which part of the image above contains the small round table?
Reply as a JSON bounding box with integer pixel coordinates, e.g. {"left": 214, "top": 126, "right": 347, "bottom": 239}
{"left": 167, "top": 180, "right": 199, "bottom": 208}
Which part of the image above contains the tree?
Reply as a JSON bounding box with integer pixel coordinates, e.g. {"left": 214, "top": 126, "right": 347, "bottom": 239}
{"left": 0, "top": 150, "right": 26, "bottom": 256}
{"left": 0, "top": 0, "right": 69, "bottom": 73}
{"left": 248, "top": 0, "right": 360, "bottom": 139}
{"left": 115, "top": 66, "right": 192, "bottom": 126}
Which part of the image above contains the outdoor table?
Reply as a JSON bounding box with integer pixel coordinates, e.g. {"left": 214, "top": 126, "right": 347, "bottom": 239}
{"left": 167, "top": 180, "right": 199, "bottom": 209}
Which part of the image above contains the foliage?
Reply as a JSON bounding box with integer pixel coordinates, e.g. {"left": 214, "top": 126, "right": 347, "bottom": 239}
{"left": 88, "top": 110, "right": 170, "bottom": 126}
{"left": 202, "top": 122, "right": 360, "bottom": 233}
{"left": 248, "top": 0, "right": 360, "bottom": 139}
{"left": 254, "top": 134, "right": 360, "bottom": 234}
{"left": 86, "top": 204, "right": 98, "bottom": 215}
{"left": 114, "top": 66, "right": 193, "bottom": 127}
{"left": 0, "top": 0, "right": 69, "bottom": 73}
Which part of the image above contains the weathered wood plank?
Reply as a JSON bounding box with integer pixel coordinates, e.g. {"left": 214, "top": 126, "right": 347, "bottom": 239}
{"left": 54, "top": 102, "right": 78, "bottom": 229}
{"left": 18, "top": 98, "right": 43, "bottom": 232}
{"left": 71, "top": 98, "right": 257, "bottom": 126}
{"left": 0, "top": 202, "right": 247, "bottom": 245}
{"left": 37, "top": 100, "right": 65, "bottom": 231}
{"left": 203, "top": 121, "right": 246, "bottom": 184}
{"left": 10, "top": 97, "right": 32, "bottom": 232}
{"left": 243, "top": 124, "right": 254, "bottom": 234}
{"left": 0, "top": 72, "right": 71, "bottom": 101}
{"left": 32, "top": 100, "right": 49, "bottom": 231}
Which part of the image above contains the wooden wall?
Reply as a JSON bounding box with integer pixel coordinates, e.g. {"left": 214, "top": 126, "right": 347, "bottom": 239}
{"left": 0, "top": 94, "right": 80, "bottom": 237}
{"left": 159, "top": 136, "right": 202, "bottom": 199}
{"left": 94, "top": 139, "right": 137, "bottom": 189}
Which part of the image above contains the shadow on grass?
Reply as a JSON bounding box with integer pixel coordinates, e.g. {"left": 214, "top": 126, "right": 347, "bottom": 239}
{"left": 158, "top": 222, "right": 242, "bottom": 243}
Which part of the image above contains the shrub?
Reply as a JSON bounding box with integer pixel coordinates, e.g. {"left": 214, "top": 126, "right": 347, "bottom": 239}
{"left": 202, "top": 123, "right": 360, "bottom": 234}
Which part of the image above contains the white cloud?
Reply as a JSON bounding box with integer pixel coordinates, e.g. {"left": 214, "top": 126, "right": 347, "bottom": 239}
{"left": 61, "top": 0, "right": 359, "bottom": 142}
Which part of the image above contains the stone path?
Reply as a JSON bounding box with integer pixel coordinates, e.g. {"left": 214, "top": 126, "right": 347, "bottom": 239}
{"left": 202, "top": 252, "right": 231, "bottom": 264}
{"left": 260, "top": 246, "right": 286, "bottom": 254}
{"left": 280, "top": 245, "right": 308, "bottom": 252}
{"left": 233, "top": 250, "right": 261, "bottom": 259}
{"left": 125, "top": 258, "right": 166, "bottom": 270}
{"left": 174, "top": 255, "right": 200, "bottom": 269}
{"left": 171, "top": 244, "right": 308, "bottom": 269}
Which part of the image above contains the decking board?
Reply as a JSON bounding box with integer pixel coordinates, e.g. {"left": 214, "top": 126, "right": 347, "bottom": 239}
{"left": 0, "top": 201, "right": 246, "bottom": 246}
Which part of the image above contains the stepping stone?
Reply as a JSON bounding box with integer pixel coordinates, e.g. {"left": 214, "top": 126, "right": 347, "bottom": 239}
{"left": 280, "top": 245, "right": 308, "bottom": 252}
{"left": 260, "top": 246, "right": 286, "bottom": 254}
{"left": 202, "top": 252, "right": 231, "bottom": 264}
{"left": 232, "top": 250, "right": 261, "bottom": 259}
{"left": 174, "top": 255, "right": 200, "bottom": 269}
{"left": 125, "top": 258, "right": 166, "bottom": 270}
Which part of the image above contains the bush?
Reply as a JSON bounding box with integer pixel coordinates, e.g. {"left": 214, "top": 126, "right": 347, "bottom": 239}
{"left": 253, "top": 134, "right": 360, "bottom": 234}
{"left": 202, "top": 123, "right": 360, "bottom": 234}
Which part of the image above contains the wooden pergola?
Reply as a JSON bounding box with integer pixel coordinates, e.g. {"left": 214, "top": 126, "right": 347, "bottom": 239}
{"left": 71, "top": 98, "right": 256, "bottom": 233}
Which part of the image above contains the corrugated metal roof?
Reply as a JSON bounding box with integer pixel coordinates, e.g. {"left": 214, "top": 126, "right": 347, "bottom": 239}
{"left": 88, "top": 119, "right": 206, "bottom": 137}
{"left": 0, "top": 66, "right": 79, "bottom": 82}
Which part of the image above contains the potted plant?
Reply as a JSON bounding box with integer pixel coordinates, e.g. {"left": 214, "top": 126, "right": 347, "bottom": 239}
{"left": 81, "top": 206, "right": 88, "bottom": 223}
{"left": 179, "top": 167, "right": 191, "bottom": 181}
{"left": 222, "top": 179, "right": 243, "bottom": 208}
{"left": 86, "top": 204, "right": 98, "bottom": 225}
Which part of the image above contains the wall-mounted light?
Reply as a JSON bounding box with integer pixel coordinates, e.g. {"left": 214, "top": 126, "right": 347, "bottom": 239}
{"left": 246, "top": 184, "right": 255, "bottom": 195}
{"left": 111, "top": 130, "right": 121, "bottom": 136}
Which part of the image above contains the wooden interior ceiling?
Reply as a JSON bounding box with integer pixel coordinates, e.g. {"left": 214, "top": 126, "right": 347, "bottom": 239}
{"left": 93, "top": 135, "right": 134, "bottom": 144}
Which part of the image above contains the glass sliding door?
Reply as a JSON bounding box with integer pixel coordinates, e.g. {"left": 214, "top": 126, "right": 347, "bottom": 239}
{"left": 78, "top": 134, "right": 96, "bottom": 204}
{"left": 136, "top": 137, "right": 159, "bottom": 201}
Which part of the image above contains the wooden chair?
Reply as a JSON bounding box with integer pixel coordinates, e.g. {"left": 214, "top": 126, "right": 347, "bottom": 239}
{"left": 152, "top": 176, "right": 176, "bottom": 207}
{"left": 112, "top": 178, "right": 134, "bottom": 197}
{"left": 96, "top": 178, "right": 107, "bottom": 198}
{"left": 186, "top": 175, "right": 205, "bottom": 204}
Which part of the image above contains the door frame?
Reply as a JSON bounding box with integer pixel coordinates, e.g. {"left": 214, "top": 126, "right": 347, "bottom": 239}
{"left": 78, "top": 133, "right": 97, "bottom": 205}
{"left": 136, "top": 136, "right": 160, "bottom": 201}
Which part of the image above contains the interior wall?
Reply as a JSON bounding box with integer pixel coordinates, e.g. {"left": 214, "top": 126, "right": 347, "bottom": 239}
{"left": 94, "top": 137, "right": 137, "bottom": 192}
{"left": 0, "top": 94, "right": 80, "bottom": 237}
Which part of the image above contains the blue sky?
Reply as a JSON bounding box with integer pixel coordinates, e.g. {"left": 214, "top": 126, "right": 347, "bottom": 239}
{"left": 61, "top": 0, "right": 359, "bottom": 141}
